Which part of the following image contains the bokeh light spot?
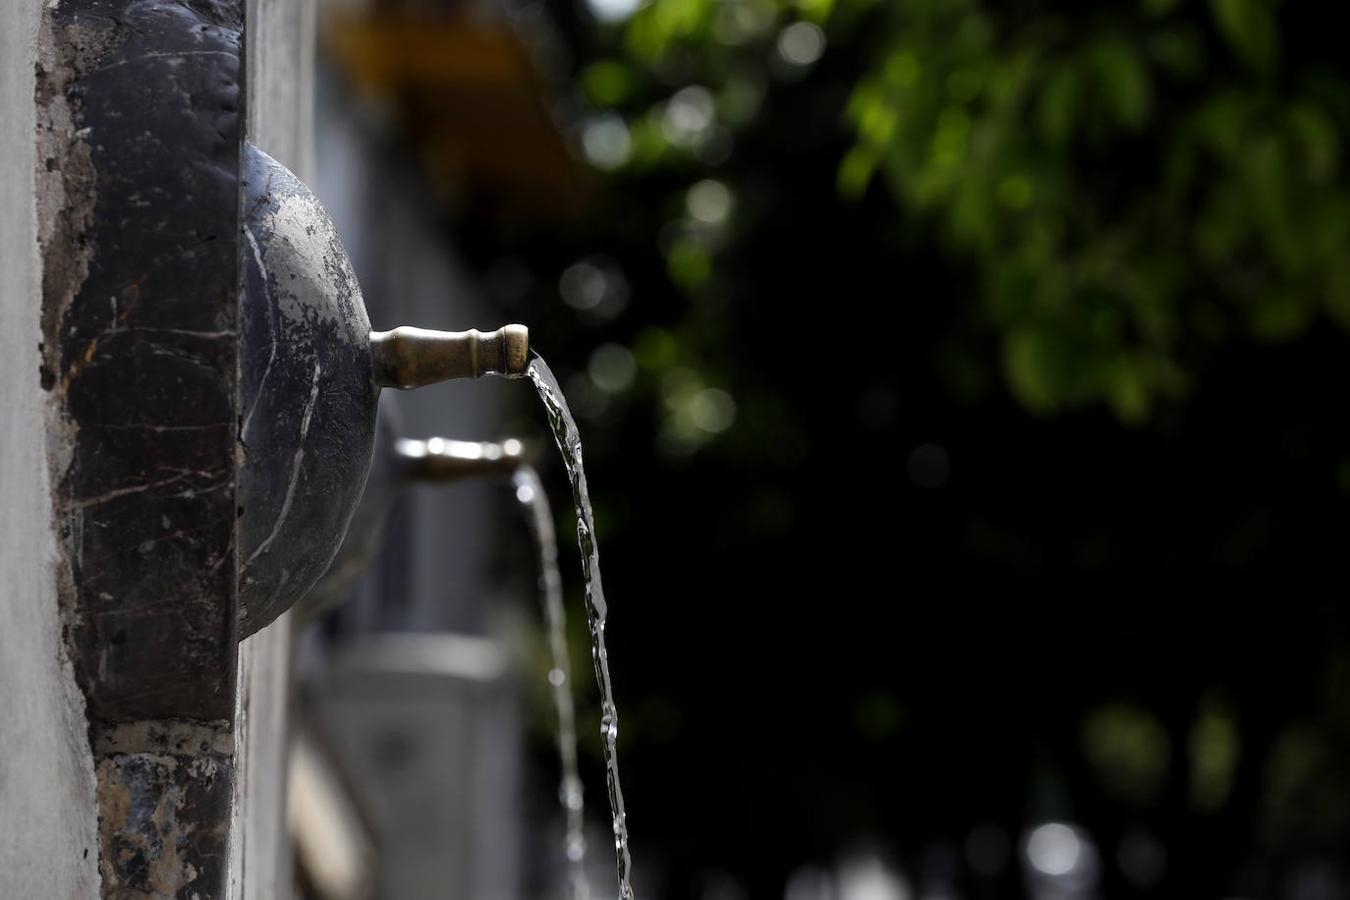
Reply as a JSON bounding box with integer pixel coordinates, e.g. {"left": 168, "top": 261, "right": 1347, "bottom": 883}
{"left": 777, "top": 21, "right": 826, "bottom": 67}
{"left": 906, "top": 443, "right": 950, "bottom": 489}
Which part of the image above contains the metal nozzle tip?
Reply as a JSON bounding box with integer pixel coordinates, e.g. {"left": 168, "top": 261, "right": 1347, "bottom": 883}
{"left": 370, "top": 322, "right": 532, "bottom": 389}
{"left": 501, "top": 324, "right": 530, "bottom": 378}
{"left": 396, "top": 437, "right": 534, "bottom": 482}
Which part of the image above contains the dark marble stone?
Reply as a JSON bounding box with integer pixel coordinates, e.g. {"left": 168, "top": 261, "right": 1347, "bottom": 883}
{"left": 237, "top": 144, "right": 378, "bottom": 638}
{"left": 37, "top": 2, "right": 243, "bottom": 896}
{"left": 94, "top": 722, "right": 235, "bottom": 896}
{"left": 43, "top": 0, "right": 242, "bottom": 725}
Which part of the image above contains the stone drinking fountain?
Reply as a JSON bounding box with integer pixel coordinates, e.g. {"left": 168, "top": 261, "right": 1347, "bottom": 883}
{"left": 238, "top": 141, "right": 631, "bottom": 899}
{"left": 294, "top": 403, "right": 529, "bottom": 623}
{"left": 237, "top": 143, "right": 528, "bottom": 636}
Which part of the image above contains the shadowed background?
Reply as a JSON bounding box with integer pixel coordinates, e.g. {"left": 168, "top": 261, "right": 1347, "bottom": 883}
{"left": 306, "top": 1, "right": 1350, "bottom": 897}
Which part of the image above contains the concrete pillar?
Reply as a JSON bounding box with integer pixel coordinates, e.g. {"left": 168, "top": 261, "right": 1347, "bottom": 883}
{"left": 230, "top": 3, "right": 317, "bottom": 898}
{"left": 0, "top": 5, "right": 101, "bottom": 895}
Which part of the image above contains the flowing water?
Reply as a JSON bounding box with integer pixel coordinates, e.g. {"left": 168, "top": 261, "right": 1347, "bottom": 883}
{"left": 527, "top": 353, "right": 636, "bottom": 900}
{"left": 512, "top": 465, "right": 591, "bottom": 900}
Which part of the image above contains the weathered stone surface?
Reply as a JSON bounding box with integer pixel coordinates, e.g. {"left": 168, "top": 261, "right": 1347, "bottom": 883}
{"left": 36, "top": 2, "right": 244, "bottom": 896}
{"left": 1, "top": 3, "right": 101, "bottom": 894}
{"left": 229, "top": 8, "right": 317, "bottom": 893}
{"left": 95, "top": 722, "right": 234, "bottom": 896}
{"left": 237, "top": 145, "right": 377, "bottom": 639}
{"left": 39, "top": 0, "right": 243, "bottom": 729}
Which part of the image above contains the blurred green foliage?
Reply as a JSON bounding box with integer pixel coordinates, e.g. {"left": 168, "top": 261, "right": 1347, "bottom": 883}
{"left": 1081, "top": 702, "right": 1172, "bottom": 804}
{"left": 579, "top": 0, "right": 1350, "bottom": 423}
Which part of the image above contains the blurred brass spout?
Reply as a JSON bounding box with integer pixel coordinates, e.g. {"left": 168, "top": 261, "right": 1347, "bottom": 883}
{"left": 396, "top": 437, "right": 530, "bottom": 482}
{"left": 297, "top": 432, "right": 532, "bottom": 622}
{"left": 371, "top": 323, "right": 530, "bottom": 389}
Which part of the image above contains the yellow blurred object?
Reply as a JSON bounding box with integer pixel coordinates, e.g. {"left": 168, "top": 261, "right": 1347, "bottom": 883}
{"left": 326, "top": 15, "right": 589, "bottom": 218}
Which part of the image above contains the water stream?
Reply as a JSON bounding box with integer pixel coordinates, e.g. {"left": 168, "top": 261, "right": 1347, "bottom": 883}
{"left": 527, "top": 352, "right": 636, "bottom": 900}
{"left": 512, "top": 465, "right": 591, "bottom": 900}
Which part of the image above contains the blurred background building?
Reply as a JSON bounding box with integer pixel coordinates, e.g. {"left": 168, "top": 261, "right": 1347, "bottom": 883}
{"left": 291, "top": 1, "right": 587, "bottom": 898}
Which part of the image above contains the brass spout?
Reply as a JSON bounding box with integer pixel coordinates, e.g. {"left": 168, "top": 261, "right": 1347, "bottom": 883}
{"left": 370, "top": 324, "right": 530, "bottom": 389}
{"left": 396, "top": 437, "right": 530, "bottom": 482}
